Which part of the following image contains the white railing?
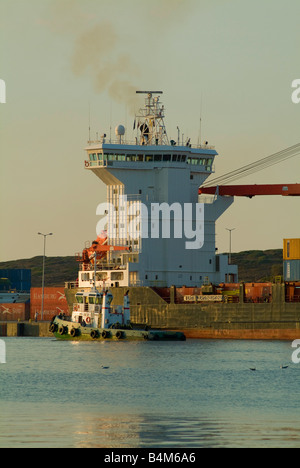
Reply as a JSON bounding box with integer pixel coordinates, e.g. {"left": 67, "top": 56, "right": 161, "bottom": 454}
{"left": 87, "top": 138, "right": 137, "bottom": 146}
{"left": 79, "top": 263, "right": 127, "bottom": 271}
{"left": 87, "top": 138, "right": 215, "bottom": 150}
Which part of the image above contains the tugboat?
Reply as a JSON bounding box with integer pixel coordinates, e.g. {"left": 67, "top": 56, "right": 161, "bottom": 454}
{"left": 50, "top": 255, "right": 186, "bottom": 342}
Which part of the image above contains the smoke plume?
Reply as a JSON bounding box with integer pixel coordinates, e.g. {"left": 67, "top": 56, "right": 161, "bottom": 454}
{"left": 70, "top": 21, "right": 139, "bottom": 113}
{"left": 46, "top": 0, "right": 198, "bottom": 112}
{"left": 47, "top": 1, "right": 140, "bottom": 113}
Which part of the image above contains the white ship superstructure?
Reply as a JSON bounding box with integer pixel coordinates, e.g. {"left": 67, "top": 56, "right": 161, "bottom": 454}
{"left": 79, "top": 91, "right": 237, "bottom": 288}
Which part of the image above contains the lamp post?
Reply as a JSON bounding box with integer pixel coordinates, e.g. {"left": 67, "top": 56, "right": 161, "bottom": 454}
{"left": 226, "top": 228, "right": 235, "bottom": 265}
{"left": 38, "top": 232, "right": 53, "bottom": 321}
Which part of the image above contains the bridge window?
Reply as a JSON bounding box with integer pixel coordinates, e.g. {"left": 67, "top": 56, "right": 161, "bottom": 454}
{"left": 205, "top": 158, "right": 213, "bottom": 170}
{"left": 96, "top": 272, "right": 108, "bottom": 281}
{"left": 111, "top": 272, "right": 124, "bottom": 281}
{"left": 154, "top": 154, "right": 162, "bottom": 161}
{"left": 126, "top": 154, "right": 136, "bottom": 162}
{"left": 81, "top": 273, "right": 90, "bottom": 281}
{"left": 115, "top": 154, "right": 126, "bottom": 161}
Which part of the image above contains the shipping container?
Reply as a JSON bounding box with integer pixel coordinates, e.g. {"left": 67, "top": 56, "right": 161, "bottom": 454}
{"left": 284, "top": 260, "right": 300, "bottom": 281}
{"left": 0, "top": 303, "right": 30, "bottom": 321}
{"left": 283, "top": 238, "right": 300, "bottom": 260}
{"left": 285, "top": 281, "right": 300, "bottom": 302}
{"left": 30, "top": 287, "right": 69, "bottom": 321}
{"left": 0, "top": 269, "right": 31, "bottom": 292}
{"left": 244, "top": 283, "right": 272, "bottom": 303}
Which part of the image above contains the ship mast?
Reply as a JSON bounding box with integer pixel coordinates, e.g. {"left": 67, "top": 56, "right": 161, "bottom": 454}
{"left": 135, "top": 91, "right": 169, "bottom": 146}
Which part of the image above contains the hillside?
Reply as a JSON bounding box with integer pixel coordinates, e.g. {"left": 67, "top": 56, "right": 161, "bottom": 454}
{"left": 231, "top": 249, "right": 283, "bottom": 282}
{"left": 0, "top": 249, "right": 284, "bottom": 287}
{"left": 0, "top": 256, "right": 78, "bottom": 287}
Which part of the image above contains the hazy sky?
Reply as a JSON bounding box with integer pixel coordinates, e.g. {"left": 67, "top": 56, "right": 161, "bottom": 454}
{"left": 0, "top": 0, "right": 299, "bottom": 262}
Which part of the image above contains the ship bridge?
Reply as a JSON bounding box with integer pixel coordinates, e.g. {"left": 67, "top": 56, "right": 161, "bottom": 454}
{"left": 81, "top": 91, "right": 237, "bottom": 288}
{"left": 85, "top": 142, "right": 217, "bottom": 187}
{"left": 85, "top": 92, "right": 217, "bottom": 187}
{"left": 85, "top": 91, "right": 217, "bottom": 187}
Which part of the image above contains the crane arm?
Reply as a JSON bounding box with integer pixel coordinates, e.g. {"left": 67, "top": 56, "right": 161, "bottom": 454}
{"left": 198, "top": 184, "right": 300, "bottom": 198}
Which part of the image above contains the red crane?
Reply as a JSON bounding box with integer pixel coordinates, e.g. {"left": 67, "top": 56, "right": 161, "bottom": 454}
{"left": 75, "top": 231, "right": 130, "bottom": 270}
{"left": 198, "top": 184, "right": 300, "bottom": 198}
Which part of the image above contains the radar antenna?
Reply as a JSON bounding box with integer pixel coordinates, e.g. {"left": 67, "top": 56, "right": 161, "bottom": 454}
{"left": 135, "top": 91, "right": 169, "bottom": 146}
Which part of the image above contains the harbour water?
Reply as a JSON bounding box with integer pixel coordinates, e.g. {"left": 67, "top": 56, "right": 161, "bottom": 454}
{"left": 0, "top": 337, "right": 300, "bottom": 448}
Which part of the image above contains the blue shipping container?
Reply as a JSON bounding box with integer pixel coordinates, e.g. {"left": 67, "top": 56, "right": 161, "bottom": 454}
{"left": 284, "top": 260, "right": 300, "bottom": 282}
{"left": 0, "top": 269, "right": 31, "bottom": 292}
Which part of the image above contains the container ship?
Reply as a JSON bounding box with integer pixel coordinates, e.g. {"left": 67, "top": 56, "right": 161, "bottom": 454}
{"left": 63, "top": 91, "right": 300, "bottom": 340}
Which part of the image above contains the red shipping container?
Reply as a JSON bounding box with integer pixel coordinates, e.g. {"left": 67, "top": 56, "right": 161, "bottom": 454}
{"left": 0, "top": 303, "right": 30, "bottom": 321}
{"left": 30, "top": 288, "right": 69, "bottom": 321}
{"left": 244, "top": 283, "right": 272, "bottom": 303}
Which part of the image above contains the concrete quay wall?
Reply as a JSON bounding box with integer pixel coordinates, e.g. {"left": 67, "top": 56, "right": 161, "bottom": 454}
{"left": 0, "top": 322, "right": 52, "bottom": 337}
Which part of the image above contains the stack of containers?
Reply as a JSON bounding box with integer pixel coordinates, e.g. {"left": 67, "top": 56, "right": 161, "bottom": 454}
{"left": 0, "top": 303, "right": 30, "bottom": 321}
{"left": 0, "top": 269, "right": 31, "bottom": 291}
{"left": 283, "top": 239, "right": 300, "bottom": 281}
{"left": 30, "top": 287, "right": 69, "bottom": 321}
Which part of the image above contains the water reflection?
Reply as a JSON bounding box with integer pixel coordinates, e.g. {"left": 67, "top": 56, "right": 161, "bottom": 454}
{"left": 1, "top": 400, "right": 300, "bottom": 448}
{"left": 1, "top": 338, "right": 300, "bottom": 448}
{"left": 70, "top": 411, "right": 300, "bottom": 449}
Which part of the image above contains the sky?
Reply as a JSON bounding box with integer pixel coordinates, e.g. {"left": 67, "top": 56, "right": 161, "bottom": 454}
{"left": 0, "top": 0, "right": 299, "bottom": 262}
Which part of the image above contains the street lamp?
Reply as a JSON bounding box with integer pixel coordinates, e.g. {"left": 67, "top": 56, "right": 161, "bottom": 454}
{"left": 226, "top": 228, "right": 235, "bottom": 265}
{"left": 38, "top": 232, "right": 53, "bottom": 321}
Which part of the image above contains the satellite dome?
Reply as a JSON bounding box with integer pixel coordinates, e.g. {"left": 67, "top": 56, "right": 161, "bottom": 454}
{"left": 115, "top": 124, "right": 125, "bottom": 136}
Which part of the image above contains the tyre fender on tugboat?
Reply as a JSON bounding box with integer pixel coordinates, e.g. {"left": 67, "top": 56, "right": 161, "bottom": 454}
{"left": 58, "top": 325, "right": 68, "bottom": 335}
{"left": 49, "top": 323, "right": 58, "bottom": 333}
{"left": 70, "top": 328, "right": 78, "bottom": 337}
{"left": 90, "top": 329, "right": 100, "bottom": 339}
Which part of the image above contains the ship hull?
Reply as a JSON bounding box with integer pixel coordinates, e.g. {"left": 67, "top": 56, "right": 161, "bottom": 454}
{"left": 176, "top": 326, "right": 300, "bottom": 341}
{"left": 65, "top": 285, "right": 300, "bottom": 341}
{"left": 50, "top": 317, "right": 186, "bottom": 342}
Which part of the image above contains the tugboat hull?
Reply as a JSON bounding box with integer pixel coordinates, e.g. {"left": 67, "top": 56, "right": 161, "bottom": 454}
{"left": 50, "top": 317, "right": 186, "bottom": 342}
